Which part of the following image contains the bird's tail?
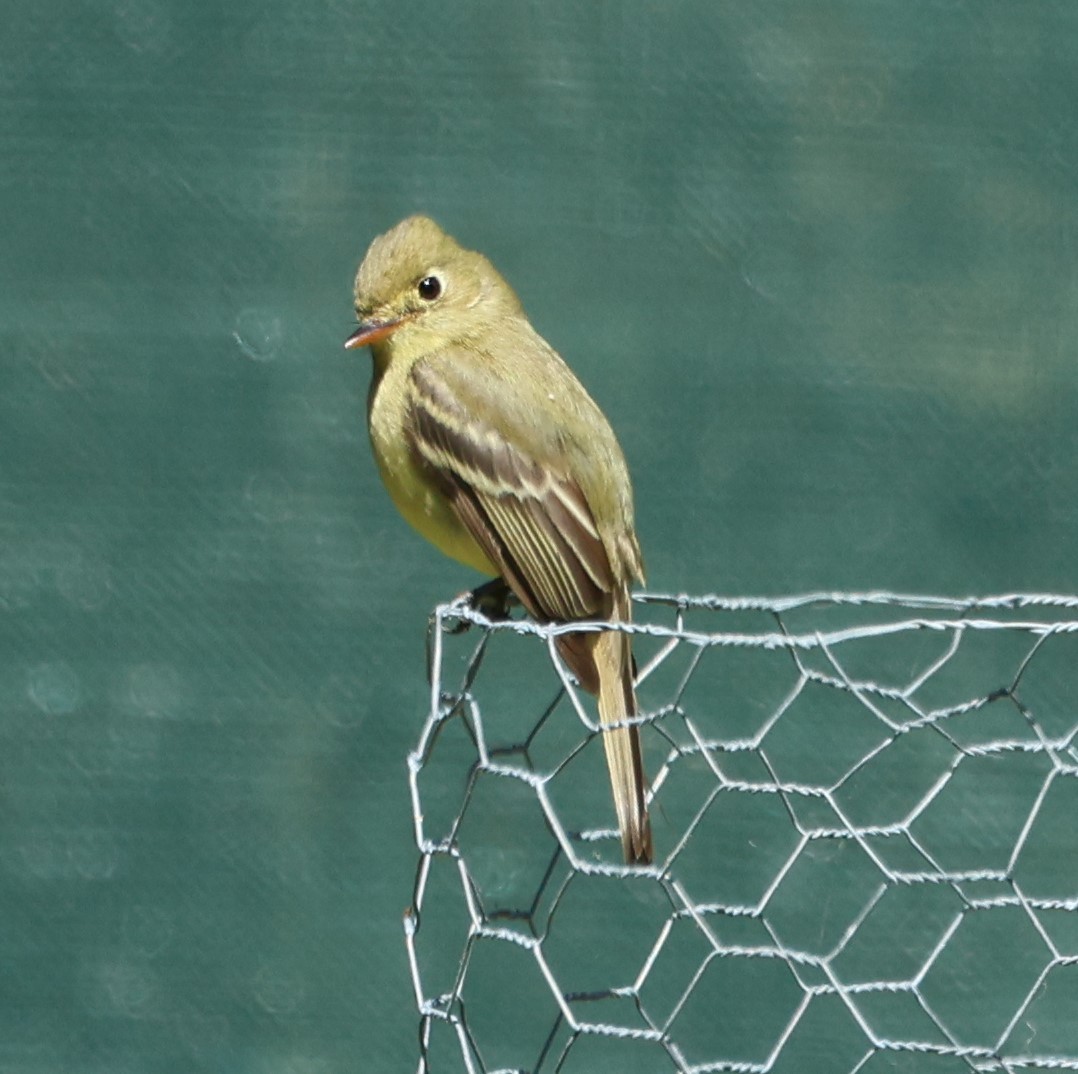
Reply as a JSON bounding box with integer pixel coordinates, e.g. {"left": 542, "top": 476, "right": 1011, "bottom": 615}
{"left": 592, "top": 599, "right": 652, "bottom": 865}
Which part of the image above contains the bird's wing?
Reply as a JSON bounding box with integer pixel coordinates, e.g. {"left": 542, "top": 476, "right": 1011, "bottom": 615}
{"left": 405, "top": 357, "right": 616, "bottom": 623}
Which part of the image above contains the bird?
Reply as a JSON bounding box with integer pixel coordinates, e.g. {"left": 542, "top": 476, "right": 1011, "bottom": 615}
{"left": 345, "top": 215, "right": 652, "bottom": 864}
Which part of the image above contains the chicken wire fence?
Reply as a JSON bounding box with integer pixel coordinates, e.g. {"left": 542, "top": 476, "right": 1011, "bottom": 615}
{"left": 405, "top": 593, "right": 1078, "bottom": 1074}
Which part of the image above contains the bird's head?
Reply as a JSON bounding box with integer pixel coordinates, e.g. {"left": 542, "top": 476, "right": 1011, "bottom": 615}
{"left": 345, "top": 215, "right": 522, "bottom": 357}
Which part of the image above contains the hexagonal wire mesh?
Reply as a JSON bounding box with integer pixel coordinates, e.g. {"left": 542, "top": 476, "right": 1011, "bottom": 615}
{"left": 406, "top": 593, "right": 1078, "bottom": 1073}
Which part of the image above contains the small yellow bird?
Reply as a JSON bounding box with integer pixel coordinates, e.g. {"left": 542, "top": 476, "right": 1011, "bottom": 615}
{"left": 346, "top": 216, "right": 652, "bottom": 864}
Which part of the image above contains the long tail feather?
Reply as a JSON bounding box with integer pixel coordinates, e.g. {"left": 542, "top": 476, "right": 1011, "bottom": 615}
{"left": 594, "top": 607, "right": 652, "bottom": 864}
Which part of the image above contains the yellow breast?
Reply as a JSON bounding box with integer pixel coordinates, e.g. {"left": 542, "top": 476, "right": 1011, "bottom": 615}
{"left": 368, "top": 358, "right": 498, "bottom": 578}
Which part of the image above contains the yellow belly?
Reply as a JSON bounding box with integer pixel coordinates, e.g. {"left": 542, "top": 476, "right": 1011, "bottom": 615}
{"left": 368, "top": 386, "right": 498, "bottom": 577}
{"left": 379, "top": 451, "right": 498, "bottom": 576}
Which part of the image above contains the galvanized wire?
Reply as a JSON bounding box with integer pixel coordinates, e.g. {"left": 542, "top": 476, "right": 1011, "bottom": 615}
{"left": 407, "top": 593, "right": 1078, "bottom": 1074}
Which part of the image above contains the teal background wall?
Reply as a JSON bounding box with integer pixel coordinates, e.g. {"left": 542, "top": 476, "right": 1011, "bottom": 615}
{"left": 3, "top": 1, "right": 1077, "bottom": 1070}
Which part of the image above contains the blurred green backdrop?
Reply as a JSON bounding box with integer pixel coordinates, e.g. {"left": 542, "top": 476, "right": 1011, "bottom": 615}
{"left": 2, "top": 0, "right": 1076, "bottom": 1070}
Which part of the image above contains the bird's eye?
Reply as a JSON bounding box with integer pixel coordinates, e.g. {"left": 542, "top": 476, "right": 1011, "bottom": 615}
{"left": 417, "top": 275, "right": 442, "bottom": 301}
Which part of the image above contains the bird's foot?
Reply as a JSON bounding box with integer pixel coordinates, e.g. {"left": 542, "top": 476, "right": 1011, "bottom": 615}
{"left": 444, "top": 577, "right": 517, "bottom": 634}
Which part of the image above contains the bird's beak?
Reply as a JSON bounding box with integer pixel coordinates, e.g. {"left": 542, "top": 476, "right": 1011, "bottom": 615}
{"left": 344, "top": 316, "right": 405, "bottom": 350}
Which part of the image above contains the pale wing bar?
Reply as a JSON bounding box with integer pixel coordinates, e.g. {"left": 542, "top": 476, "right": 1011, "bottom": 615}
{"left": 407, "top": 361, "right": 616, "bottom": 624}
